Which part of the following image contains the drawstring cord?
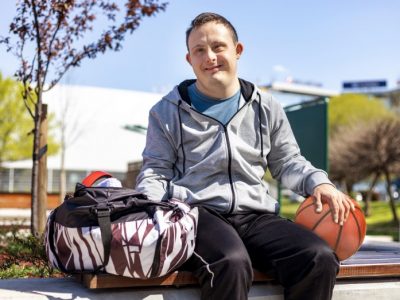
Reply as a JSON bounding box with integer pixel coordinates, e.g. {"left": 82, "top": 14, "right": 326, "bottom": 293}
{"left": 177, "top": 100, "right": 186, "bottom": 174}
{"left": 257, "top": 93, "right": 264, "bottom": 158}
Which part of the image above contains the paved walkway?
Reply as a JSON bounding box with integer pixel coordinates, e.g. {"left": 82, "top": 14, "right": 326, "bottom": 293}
{"left": 0, "top": 276, "right": 400, "bottom": 300}
{"left": 0, "top": 209, "right": 51, "bottom": 226}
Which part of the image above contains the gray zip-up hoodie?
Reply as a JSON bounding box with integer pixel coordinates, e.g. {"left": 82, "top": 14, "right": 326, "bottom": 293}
{"left": 136, "top": 79, "right": 332, "bottom": 214}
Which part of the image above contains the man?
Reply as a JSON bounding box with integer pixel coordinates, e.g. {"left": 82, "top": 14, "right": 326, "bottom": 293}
{"left": 136, "top": 12, "right": 354, "bottom": 300}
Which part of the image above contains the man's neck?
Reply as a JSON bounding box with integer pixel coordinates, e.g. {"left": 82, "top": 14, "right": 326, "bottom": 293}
{"left": 195, "top": 78, "right": 240, "bottom": 100}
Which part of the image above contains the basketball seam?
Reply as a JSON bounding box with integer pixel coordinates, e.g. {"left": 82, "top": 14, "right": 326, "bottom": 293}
{"left": 311, "top": 210, "right": 331, "bottom": 231}
{"left": 333, "top": 225, "right": 343, "bottom": 252}
{"left": 351, "top": 207, "right": 363, "bottom": 246}
{"left": 296, "top": 203, "right": 315, "bottom": 218}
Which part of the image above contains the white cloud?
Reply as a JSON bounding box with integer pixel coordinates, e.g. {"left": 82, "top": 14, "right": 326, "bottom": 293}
{"left": 273, "top": 65, "right": 289, "bottom": 73}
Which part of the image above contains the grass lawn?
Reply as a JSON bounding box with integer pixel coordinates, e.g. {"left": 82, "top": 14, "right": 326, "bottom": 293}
{"left": 0, "top": 228, "right": 63, "bottom": 279}
{"left": 280, "top": 198, "right": 400, "bottom": 242}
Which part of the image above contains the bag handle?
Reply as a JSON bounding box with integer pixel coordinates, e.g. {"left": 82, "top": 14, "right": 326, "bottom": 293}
{"left": 82, "top": 171, "right": 112, "bottom": 187}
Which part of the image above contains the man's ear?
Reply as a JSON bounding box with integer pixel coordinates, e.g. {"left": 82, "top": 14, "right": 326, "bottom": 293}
{"left": 236, "top": 42, "right": 244, "bottom": 59}
{"left": 186, "top": 53, "right": 192, "bottom": 65}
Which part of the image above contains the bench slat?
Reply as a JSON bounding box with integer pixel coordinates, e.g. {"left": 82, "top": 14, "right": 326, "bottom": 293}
{"left": 78, "top": 262, "right": 400, "bottom": 289}
{"left": 338, "top": 263, "right": 400, "bottom": 279}
{"left": 343, "top": 258, "right": 400, "bottom": 264}
{"left": 76, "top": 244, "right": 400, "bottom": 289}
{"left": 78, "top": 271, "right": 198, "bottom": 289}
{"left": 346, "top": 252, "right": 400, "bottom": 258}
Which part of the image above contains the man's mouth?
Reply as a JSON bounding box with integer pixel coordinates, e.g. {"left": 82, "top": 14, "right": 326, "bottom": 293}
{"left": 205, "top": 65, "right": 222, "bottom": 71}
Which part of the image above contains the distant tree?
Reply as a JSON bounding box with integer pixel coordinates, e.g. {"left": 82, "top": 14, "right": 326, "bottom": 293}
{"left": 329, "top": 93, "right": 394, "bottom": 216}
{"left": 0, "top": 73, "right": 59, "bottom": 167}
{"left": 388, "top": 90, "right": 400, "bottom": 114}
{"left": 329, "top": 125, "right": 378, "bottom": 216}
{"left": 329, "top": 93, "right": 393, "bottom": 136}
{"left": 330, "top": 118, "right": 400, "bottom": 223}
{"left": 363, "top": 119, "right": 400, "bottom": 225}
{"left": 0, "top": 0, "right": 167, "bottom": 235}
{"left": 329, "top": 130, "right": 363, "bottom": 193}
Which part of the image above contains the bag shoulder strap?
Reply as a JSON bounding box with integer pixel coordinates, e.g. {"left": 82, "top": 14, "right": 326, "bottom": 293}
{"left": 95, "top": 206, "right": 112, "bottom": 270}
{"left": 82, "top": 171, "right": 113, "bottom": 271}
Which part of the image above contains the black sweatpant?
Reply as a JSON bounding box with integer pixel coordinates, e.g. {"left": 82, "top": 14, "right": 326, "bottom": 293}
{"left": 180, "top": 207, "right": 339, "bottom": 300}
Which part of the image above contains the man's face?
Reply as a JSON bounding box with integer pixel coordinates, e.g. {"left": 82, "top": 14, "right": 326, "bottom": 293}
{"left": 186, "top": 22, "right": 243, "bottom": 92}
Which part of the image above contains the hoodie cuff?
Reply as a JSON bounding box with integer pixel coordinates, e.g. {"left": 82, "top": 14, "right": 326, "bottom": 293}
{"left": 305, "top": 171, "right": 335, "bottom": 196}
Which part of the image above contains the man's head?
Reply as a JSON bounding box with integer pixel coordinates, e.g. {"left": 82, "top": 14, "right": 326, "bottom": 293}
{"left": 185, "top": 12, "right": 239, "bottom": 51}
{"left": 185, "top": 12, "right": 243, "bottom": 98}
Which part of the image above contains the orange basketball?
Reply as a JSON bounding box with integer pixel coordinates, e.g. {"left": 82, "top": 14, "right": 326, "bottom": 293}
{"left": 294, "top": 196, "right": 367, "bottom": 261}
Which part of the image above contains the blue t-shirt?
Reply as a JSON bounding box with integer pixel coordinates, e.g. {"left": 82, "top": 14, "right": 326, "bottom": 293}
{"left": 188, "top": 83, "right": 241, "bottom": 125}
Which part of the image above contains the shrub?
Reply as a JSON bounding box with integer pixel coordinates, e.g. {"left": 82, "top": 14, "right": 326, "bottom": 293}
{"left": 0, "top": 227, "right": 64, "bottom": 279}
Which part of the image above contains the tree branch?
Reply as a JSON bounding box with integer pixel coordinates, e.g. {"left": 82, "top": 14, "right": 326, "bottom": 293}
{"left": 21, "top": 82, "right": 35, "bottom": 119}
{"left": 44, "top": 51, "right": 85, "bottom": 91}
{"left": 31, "top": 0, "right": 44, "bottom": 91}
{"left": 42, "top": 11, "right": 63, "bottom": 85}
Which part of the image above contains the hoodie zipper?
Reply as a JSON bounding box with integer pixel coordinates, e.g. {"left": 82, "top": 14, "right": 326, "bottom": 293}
{"left": 182, "top": 102, "right": 252, "bottom": 214}
{"left": 223, "top": 126, "right": 236, "bottom": 214}
{"left": 187, "top": 107, "right": 237, "bottom": 213}
{"left": 174, "top": 79, "right": 263, "bottom": 213}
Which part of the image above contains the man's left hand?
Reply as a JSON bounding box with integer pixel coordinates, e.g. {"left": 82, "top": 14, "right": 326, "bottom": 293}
{"left": 312, "top": 184, "right": 355, "bottom": 226}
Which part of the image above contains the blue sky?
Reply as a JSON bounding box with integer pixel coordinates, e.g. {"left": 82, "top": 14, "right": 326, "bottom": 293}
{"left": 1, "top": 0, "right": 399, "bottom": 94}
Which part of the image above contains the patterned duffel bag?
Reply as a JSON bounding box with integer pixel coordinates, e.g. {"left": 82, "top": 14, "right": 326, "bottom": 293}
{"left": 44, "top": 171, "right": 198, "bottom": 279}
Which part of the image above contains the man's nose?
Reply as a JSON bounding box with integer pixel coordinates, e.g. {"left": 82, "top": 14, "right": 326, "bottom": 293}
{"left": 205, "top": 48, "right": 217, "bottom": 63}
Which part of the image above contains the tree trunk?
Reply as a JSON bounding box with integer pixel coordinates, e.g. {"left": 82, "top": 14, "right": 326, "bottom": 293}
{"left": 30, "top": 95, "right": 42, "bottom": 236}
{"left": 37, "top": 103, "right": 48, "bottom": 235}
{"left": 384, "top": 170, "right": 399, "bottom": 226}
{"left": 345, "top": 181, "right": 353, "bottom": 194}
{"left": 364, "top": 173, "right": 380, "bottom": 217}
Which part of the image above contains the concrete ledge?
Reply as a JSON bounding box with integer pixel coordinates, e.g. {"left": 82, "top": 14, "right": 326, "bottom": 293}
{"left": 0, "top": 277, "right": 400, "bottom": 300}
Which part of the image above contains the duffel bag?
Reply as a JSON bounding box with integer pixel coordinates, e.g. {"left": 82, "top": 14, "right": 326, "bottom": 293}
{"left": 44, "top": 171, "right": 198, "bottom": 279}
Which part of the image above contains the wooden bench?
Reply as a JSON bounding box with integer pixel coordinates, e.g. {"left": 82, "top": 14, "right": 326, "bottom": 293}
{"left": 78, "top": 241, "right": 400, "bottom": 289}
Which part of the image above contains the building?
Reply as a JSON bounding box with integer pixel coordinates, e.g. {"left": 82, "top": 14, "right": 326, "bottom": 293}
{"left": 1, "top": 84, "right": 163, "bottom": 193}
{"left": 260, "top": 81, "right": 339, "bottom": 107}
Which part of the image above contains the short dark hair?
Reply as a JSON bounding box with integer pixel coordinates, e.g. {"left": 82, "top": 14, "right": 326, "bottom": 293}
{"left": 186, "top": 12, "right": 239, "bottom": 50}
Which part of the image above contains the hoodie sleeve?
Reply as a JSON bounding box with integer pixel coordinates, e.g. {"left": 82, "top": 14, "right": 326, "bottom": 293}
{"left": 266, "top": 97, "right": 334, "bottom": 196}
{"left": 135, "top": 106, "right": 177, "bottom": 201}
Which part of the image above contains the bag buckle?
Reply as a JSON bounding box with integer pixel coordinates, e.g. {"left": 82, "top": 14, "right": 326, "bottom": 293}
{"left": 92, "top": 205, "right": 112, "bottom": 217}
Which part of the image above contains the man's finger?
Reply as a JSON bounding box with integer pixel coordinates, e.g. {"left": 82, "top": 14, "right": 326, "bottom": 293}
{"left": 314, "top": 195, "right": 323, "bottom": 213}
{"left": 328, "top": 197, "right": 339, "bottom": 224}
{"left": 337, "top": 198, "right": 345, "bottom": 226}
{"left": 346, "top": 196, "right": 356, "bottom": 211}
{"left": 343, "top": 199, "right": 351, "bottom": 222}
